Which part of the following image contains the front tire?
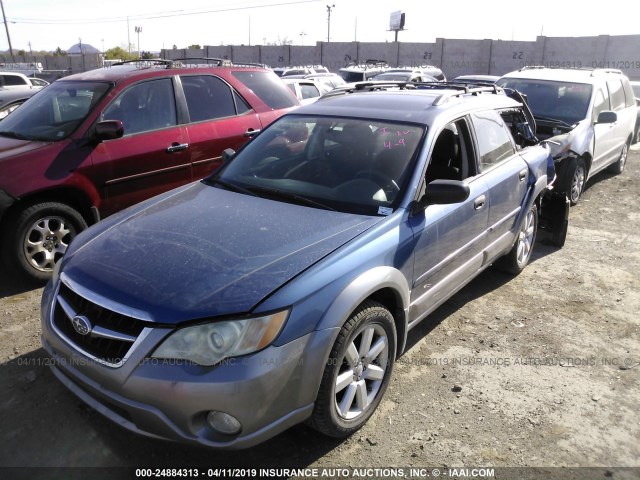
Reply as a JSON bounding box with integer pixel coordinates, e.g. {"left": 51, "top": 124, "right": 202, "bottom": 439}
{"left": 3, "top": 202, "right": 87, "bottom": 282}
{"left": 608, "top": 141, "right": 629, "bottom": 175}
{"left": 569, "top": 157, "right": 587, "bottom": 205}
{"left": 309, "top": 300, "right": 396, "bottom": 438}
{"left": 496, "top": 203, "right": 538, "bottom": 275}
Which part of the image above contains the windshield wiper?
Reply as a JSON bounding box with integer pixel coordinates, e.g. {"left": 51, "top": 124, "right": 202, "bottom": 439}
{"left": 533, "top": 115, "right": 575, "bottom": 129}
{"left": 248, "top": 185, "right": 337, "bottom": 211}
{"left": 0, "top": 131, "right": 31, "bottom": 140}
{"left": 206, "top": 178, "right": 258, "bottom": 197}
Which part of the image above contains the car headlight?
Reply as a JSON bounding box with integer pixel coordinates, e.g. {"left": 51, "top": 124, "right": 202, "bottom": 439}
{"left": 151, "top": 310, "right": 289, "bottom": 366}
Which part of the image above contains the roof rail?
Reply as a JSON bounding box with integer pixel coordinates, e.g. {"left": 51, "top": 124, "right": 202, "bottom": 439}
{"left": 319, "top": 81, "right": 418, "bottom": 99}
{"left": 518, "top": 65, "right": 625, "bottom": 76}
{"left": 591, "top": 68, "right": 623, "bottom": 76}
{"left": 112, "top": 59, "right": 173, "bottom": 68}
{"left": 319, "top": 80, "right": 502, "bottom": 103}
{"left": 168, "top": 57, "right": 233, "bottom": 67}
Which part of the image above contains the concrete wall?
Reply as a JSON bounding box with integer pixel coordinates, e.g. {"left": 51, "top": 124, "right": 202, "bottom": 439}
{"left": 159, "top": 34, "right": 640, "bottom": 80}
{"left": 3, "top": 34, "right": 638, "bottom": 80}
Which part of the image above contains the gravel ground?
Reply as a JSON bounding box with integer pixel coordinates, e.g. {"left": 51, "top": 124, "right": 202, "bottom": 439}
{"left": 1, "top": 147, "right": 639, "bottom": 480}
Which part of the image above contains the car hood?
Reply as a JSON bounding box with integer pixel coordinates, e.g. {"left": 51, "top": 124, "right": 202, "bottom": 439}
{"left": 62, "top": 182, "right": 379, "bottom": 323}
{"left": 0, "top": 136, "right": 50, "bottom": 159}
{"left": 542, "top": 119, "right": 591, "bottom": 159}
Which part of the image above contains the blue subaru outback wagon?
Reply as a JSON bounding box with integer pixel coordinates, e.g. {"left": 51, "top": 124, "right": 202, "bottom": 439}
{"left": 41, "top": 82, "right": 556, "bottom": 448}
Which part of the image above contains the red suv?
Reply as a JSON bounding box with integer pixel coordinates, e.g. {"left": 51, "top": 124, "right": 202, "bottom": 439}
{"left": 0, "top": 60, "right": 299, "bottom": 280}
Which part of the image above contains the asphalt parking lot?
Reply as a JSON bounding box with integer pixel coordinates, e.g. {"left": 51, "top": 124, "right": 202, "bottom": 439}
{"left": 1, "top": 146, "right": 639, "bottom": 479}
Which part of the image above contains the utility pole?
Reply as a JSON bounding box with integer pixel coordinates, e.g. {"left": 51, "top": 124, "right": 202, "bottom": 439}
{"left": 127, "top": 16, "right": 131, "bottom": 55}
{"left": 326, "top": 4, "right": 335, "bottom": 43}
{"left": 0, "top": 0, "right": 14, "bottom": 61}
{"left": 135, "top": 26, "right": 142, "bottom": 58}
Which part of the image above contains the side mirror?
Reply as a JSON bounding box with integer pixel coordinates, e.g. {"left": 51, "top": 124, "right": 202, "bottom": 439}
{"left": 94, "top": 120, "right": 124, "bottom": 141}
{"left": 596, "top": 111, "right": 617, "bottom": 124}
{"left": 222, "top": 148, "right": 236, "bottom": 164}
{"left": 412, "top": 179, "right": 471, "bottom": 213}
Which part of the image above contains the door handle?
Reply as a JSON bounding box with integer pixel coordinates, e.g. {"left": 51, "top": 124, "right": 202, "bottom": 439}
{"left": 244, "top": 128, "right": 261, "bottom": 137}
{"left": 166, "top": 142, "right": 189, "bottom": 153}
{"left": 519, "top": 169, "right": 527, "bottom": 181}
{"left": 474, "top": 195, "right": 486, "bottom": 210}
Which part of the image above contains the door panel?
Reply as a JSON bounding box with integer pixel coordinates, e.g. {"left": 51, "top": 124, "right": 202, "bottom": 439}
{"left": 180, "top": 75, "right": 263, "bottom": 181}
{"left": 409, "top": 175, "right": 489, "bottom": 322}
{"left": 92, "top": 78, "right": 192, "bottom": 217}
{"left": 592, "top": 87, "right": 618, "bottom": 171}
{"left": 409, "top": 119, "right": 489, "bottom": 324}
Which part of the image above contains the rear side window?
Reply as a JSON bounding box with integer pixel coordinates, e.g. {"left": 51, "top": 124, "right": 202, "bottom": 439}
{"left": 471, "top": 110, "right": 516, "bottom": 171}
{"left": 300, "top": 83, "right": 320, "bottom": 100}
{"left": 231, "top": 71, "right": 298, "bottom": 109}
{"left": 622, "top": 79, "right": 636, "bottom": 108}
{"left": 607, "top": 79, "right": 626, "bottom": 111}
{"left": 181, "top": 75, "right": 236, "bottom": 122}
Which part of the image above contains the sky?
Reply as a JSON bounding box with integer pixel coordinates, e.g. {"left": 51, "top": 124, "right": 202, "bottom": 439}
{"left": 1, "top": 0, "right": 638, "bottom": 54}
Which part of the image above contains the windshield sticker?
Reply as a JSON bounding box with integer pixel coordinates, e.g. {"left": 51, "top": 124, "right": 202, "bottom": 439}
{"left": 378, "top": 127, "right": 413, "bottom": 149}
{"left": 378, "top": 206, "right": 393, "bottom": 216}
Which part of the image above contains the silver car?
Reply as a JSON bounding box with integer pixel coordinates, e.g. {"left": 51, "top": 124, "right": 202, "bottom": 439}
{"left": 498, "top": 67, "right": 637, "bottom": 204}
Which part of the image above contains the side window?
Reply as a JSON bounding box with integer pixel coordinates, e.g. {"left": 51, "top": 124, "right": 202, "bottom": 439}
{"left": 3, "top": 75, "right": 28, "bottom": 86}
{"left": 103, "top": 78, "right": 177, "bottom": 136}
{"left": 234, "top": 91, "right": 251, "bottom": 114}
{"left": 231, "top": 71, "right": 298, "bottom": 109}
{"left": 181, "top": 75, "right": 236, "bottom": 123}
{"left": 425, "top": 119, "right": 475, "bottom": 183}
{"left": 592, "top": 88, "right": 609, "bottom": 120}
{"left": 471, "top": 110, "right": 516, "bottom": 171}
{"left": 300, "top": 83, "right": 320, "bottom": 100}
{"left": 500, "top": 108, "right": 537, "bottom": 148}
{"left": 607, "top": 79, "right": 625, "bottom": 111}
{"left": 622, "top": 79, "right": 636, "bottom": 108}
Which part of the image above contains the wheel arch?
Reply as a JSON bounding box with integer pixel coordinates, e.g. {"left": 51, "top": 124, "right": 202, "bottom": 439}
{"left": 1, "top": 187, "right": 99, "bottom": 228}
{"left": 315, "top": 266, "right": 410, "bottom": 359}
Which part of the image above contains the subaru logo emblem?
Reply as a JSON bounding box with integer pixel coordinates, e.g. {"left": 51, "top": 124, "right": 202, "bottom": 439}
{"left": 71, "top": 315, "right": 92, "bottom": 336}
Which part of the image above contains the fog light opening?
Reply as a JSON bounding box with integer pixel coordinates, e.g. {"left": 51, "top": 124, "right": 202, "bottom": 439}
{"left": 206, "top": 411, "right": 242, "bottom": 435}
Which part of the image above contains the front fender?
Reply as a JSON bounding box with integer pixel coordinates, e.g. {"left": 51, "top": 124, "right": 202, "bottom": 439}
{"left": 315, "top": 266, "right": 411, "bottom": 353}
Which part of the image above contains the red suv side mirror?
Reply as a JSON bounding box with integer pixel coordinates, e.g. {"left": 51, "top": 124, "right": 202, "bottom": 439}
{"left": 94, "top": 120, "right": 124, "bottom": 141}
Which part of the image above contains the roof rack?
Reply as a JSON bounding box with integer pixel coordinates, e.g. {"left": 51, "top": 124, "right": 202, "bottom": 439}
{"left": 319, "top": 80, "right": 503, "bottom": 105}
{"left": 112, "top": 59, "right": 173, "bottom": 68}
{"left": 168, "top": 57, "right": 233, "bottom": 67}
{"left": 518, "top": 65, "right": 624, "bottom": 75}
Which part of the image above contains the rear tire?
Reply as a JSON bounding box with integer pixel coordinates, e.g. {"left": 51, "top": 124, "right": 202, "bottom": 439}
{"left": 309, "top": 300, "right": 396, "bottom": 438}
{"left": 495, "top": 203, "right": 538, "bottom": 275}
{"left": 2, "top": 202, "right": 87, "bottom": 282}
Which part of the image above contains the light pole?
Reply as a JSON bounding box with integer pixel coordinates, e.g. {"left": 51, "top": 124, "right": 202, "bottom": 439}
{"left": 326, "top": 4, "right": 335, "bottom": 43}
{"left": 299, "top": 31, "right": 307, "bottom": 46}
{"left": 135, "top": 26, "right": 142, "bottom": 58}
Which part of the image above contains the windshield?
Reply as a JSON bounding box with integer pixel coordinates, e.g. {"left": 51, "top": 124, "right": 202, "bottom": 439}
{"left": 497, "top": 78, "right": 592, "bottom": 125}
{"left": 0, "top": 81, "right": 111, "bottom": 141}
{"left": 209, "top": 114, "right": 425, "bottom": 216}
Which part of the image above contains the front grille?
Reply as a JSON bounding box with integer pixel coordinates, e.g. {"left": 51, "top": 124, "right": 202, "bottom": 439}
{"left": 52, "top": 282, "right": 149, "bottom": 366}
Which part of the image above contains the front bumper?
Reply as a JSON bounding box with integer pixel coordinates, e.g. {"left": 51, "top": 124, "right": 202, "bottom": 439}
{"left": 40, "top": 281, "right": 335, "bottom": 449}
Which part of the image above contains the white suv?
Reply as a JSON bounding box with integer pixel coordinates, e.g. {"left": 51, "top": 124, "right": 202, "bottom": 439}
{"left": 498, "top": 67, "right": 636, "bottom": 204}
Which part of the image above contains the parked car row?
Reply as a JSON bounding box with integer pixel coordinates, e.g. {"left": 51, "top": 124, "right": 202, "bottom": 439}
{"left": 0, "top": 59, "right": 299, "bottom": 281}
{"left": 39, "top": 78, "right": 571, "bottom": 449}
{"left": 0, "top": 59, "right": 635, "bottom": 451}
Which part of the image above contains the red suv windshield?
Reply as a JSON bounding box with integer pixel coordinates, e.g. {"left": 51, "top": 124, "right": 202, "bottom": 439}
{"left": 0, "top": 81, "right": 112, "bottom": 141}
